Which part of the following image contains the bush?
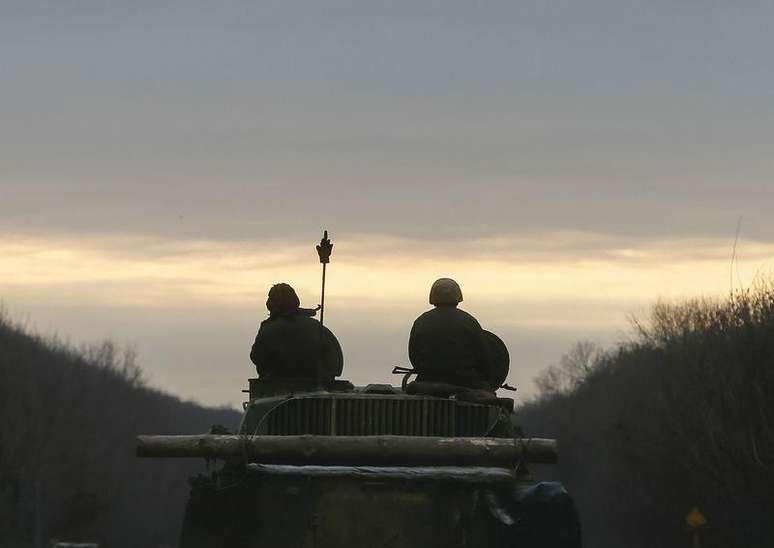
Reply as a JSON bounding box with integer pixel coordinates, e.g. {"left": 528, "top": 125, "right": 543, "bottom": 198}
{"left": 520, "top": 281, "right": 774, "bottom": 548}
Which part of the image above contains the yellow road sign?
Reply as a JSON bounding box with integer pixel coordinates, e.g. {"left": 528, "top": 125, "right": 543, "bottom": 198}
{"left": 686, "top": 507, "right": 707, "bottom": 529}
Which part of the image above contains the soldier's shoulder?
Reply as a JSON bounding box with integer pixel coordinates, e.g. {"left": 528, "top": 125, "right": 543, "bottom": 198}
{"left": 455, "top": 308, "right": 482, "bottom": 324}
{"left": 414, "top": 309, "right": 437, "bottom": 322}
{"left": 296, "top": 315, "right": 322, "bottom": 327}
{"left": 259, "top": 315, "right": 296, "bottom": 328}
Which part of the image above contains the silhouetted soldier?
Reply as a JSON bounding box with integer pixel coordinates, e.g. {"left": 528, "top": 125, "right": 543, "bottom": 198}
{"left": 250, "top": 283, "right": 342, "bottom": 389}
{"left": 408, "top": 278, "right": 493, "bottom": 390}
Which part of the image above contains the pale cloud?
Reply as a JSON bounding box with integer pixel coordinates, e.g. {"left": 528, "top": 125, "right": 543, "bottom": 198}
{"left": 3, "top": 231, "right": 772, "bottom": 313}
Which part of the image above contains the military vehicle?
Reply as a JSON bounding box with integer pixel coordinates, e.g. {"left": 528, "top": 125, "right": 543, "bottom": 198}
{"left": 137, "top": 369, "right": 580, "bottom": 547}
{"left": 136, "top": 232, "right": 581, "bottom": 547}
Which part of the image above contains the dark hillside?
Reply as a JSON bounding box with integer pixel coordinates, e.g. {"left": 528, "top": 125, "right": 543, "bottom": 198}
{"left": 0, "top": 314, "right": 241, "bottom": 548}
{"left": 519, "top": 284, "right": 774, "bottom": 548}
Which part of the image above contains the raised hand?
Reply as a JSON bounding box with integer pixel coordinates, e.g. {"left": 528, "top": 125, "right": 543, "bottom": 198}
{"left": 316, "top": 230, "right": 333, "bottom": 264}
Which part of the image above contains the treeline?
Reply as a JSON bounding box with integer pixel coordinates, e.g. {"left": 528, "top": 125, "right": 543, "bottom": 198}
{"left": 0, "top": 314, "right": 241, "bottom": 548}
{"left": 518, "top": 282, "right": 774, "bottom": 548}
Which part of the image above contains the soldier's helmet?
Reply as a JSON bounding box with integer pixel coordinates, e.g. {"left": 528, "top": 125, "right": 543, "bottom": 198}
{"left": 429, "top": 278, "right": 463, "bottom": 306}
{"left": 266, "top": 283, "right": 301, "bottom": 315}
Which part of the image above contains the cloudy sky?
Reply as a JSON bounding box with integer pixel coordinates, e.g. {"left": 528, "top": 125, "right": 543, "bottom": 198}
{"left": 2, "top": 1, "right": 773, "bottom": 407}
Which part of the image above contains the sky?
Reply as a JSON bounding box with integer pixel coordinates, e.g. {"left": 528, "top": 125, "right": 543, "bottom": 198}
{"left": 2, "top": 1, "right": 773, "bottom": 407}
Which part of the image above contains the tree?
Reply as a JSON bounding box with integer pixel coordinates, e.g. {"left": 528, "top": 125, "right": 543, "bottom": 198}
{"left": 534, "top": 340, "right": 603, "bottom": 397}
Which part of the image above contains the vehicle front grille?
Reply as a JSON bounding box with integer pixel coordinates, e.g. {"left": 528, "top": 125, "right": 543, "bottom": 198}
{"left": 262, "top": 395, "right": 495, "bottom": 437}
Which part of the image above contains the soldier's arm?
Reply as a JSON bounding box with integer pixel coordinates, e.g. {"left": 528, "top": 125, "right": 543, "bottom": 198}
{"left": 249, "top": 335, "right": 260, "bottom": 366}
{"left": 408, "top": 320, "right": 421, "bottom": 368}
{"left": 250, "top": 327, "right": 269, "bottom": 374}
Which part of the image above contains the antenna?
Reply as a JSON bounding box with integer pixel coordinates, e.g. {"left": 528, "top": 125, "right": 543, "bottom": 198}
{"left": 316, "top": 230, "right": 333, "bottom": 326}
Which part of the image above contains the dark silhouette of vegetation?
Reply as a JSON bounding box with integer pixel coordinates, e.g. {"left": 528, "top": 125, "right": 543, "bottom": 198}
{"left": 0, "top": 313, "right": 240, "bottom": 548}
{"left": 519, "top": 282, "right": 774, "bottom": 548}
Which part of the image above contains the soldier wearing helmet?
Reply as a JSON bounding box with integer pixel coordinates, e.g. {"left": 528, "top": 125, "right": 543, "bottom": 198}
{"left": 250, "top": 283, "right": 342, "bottom": 387}
{"left": 408, "top": 278, "right": 493, "bottom": 390}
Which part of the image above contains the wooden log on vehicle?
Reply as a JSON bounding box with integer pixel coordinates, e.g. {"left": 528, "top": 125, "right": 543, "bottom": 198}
{"left": 244, "top": 464, "right": 519, "bottom": 482}
{"left": 136, "top": 435, "right": 558, "bottom": 465}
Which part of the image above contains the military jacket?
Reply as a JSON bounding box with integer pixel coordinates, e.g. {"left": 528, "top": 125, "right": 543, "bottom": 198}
{"left": 250, "top": 313, "right": 338, "bottom": 382}
{"left": 408, "top": 306, "right": 492, "bottom": 388}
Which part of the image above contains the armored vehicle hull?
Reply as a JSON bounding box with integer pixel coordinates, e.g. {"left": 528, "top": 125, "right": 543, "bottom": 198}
{"left": 138, "top": 383, "right": 580, "bottom": 547}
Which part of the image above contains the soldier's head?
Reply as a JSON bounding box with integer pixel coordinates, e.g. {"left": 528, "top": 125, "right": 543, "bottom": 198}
{"left": 266, "top": 283, "right": 300, "bottom": 316}
{"left": 429, "top": 278, "right": 463, "bottom": 307}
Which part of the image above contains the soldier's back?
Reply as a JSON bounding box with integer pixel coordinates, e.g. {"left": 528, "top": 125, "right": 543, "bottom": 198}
{"left": 409, "top": 306, "right": 488, "bottom": 387}
{"left": 251, "top": 314, "right": 324, "bottom": 381}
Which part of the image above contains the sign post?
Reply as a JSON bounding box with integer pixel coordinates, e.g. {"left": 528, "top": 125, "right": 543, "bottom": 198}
{"left": 685, "top": 507, "right": 707, "bottom": 548}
